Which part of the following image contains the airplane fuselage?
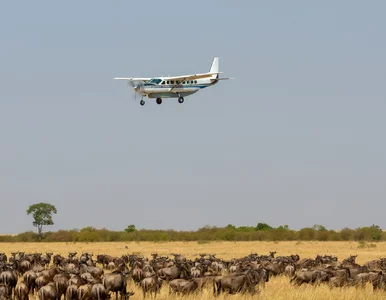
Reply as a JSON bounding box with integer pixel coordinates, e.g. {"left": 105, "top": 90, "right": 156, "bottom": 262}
{"left": 137, "top": 78, "right": 218, "bottom": 98}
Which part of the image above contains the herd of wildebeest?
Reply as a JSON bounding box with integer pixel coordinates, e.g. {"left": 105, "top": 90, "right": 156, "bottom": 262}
{"left": 0, "top": 250, "right": 386, "bottom": 299}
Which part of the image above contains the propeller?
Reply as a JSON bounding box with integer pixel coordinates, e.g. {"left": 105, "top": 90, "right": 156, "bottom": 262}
{"left": 127, "top": 80, "right": 144, "bottom": 101}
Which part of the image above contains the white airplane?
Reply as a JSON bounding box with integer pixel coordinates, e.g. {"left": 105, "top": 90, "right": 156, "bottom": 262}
{"left": 114, "top": 57, "right": 232, "bottom": 106}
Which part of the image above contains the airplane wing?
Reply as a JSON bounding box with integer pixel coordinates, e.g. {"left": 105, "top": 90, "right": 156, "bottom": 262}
{"left": 114, "top": 77, "right": 151, "bottom": 82}
{"left": 167, "top": 72, "right": 220, "bottom": 82}
{"left": 168, "top": 72, "right": 220, "bottom": 92}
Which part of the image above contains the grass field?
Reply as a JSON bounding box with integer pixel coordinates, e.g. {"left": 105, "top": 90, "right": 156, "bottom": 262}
{"left": 2, "top": 241, "right": 386, "bottom": 299}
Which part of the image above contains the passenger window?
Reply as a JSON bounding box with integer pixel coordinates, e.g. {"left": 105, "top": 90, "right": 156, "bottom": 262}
{"left": 171, "top": 81, "right": 174, "bottom": 84}
{"left": 161, "top": 81, "right": 165, "bottom": 84}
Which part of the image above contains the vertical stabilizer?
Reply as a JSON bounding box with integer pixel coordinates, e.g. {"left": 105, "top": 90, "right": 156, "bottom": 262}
{"left": 209, "top": 57, "right": 219, "bottom": 77}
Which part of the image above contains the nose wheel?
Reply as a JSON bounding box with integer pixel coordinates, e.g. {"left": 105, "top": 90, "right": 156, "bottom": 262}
{"left": 156, "top": 98, "right": 162, "bottom": 105}
{"left": 140, "top": 100, "right": 145, "bottom": 106}
{"left": 178, "top": 96, "right": 184, "bottom": 104}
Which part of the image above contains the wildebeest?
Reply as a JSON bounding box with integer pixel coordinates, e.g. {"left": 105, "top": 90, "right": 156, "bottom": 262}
{"left": 77, "top": 284, "right": 92, "bottom": 300}
{"left": 14, "top": 282, "right": 29, "bottom": 300}
{"left": 157, "top": 263, "right": 189, "bottom": 281}
{"left": 291, "top": 270, "right": 331, "bottom": 286}
{"left": 140, "top": 276, "right": 163, "bottom": 298}
{"left": 40, "top": 267, "right": 61, "bottom": 282}
{"left": 38, "top": 283, "right": 57, "bottom": 300}
{"left": 35, "top": 276, "right": 48, "bottom": 291}
{"left": 96, "top": 255, "right": 115, "bottom": 269}
{"left": 65, "top": 284, "right": 78, "bottom": 300}
{"left": 0, "top": 284, "right": 10, "bottom": 300}
{"left": 0, "top": 269, "right": 18, "bottom": 298}
{"left": 131, "top": 265, "right": 144, "bottom": 284}
{"left": 354, "top": 271, "right": 384, "bottom": 289}
{"left": 90, "top": 283, "right": 108, "bottom": 300}
{"left": 79, "top": 264, "right": 103, "bottom": 279}
{"left": 213, "top": 270, "right": 261, "bottom": 295}
{"left": 284, "top": 265, "right": 296, "bottom": 277}
{"left": 102, "top": 272, "right": 127, "bottom": 300}
{"left": 169, "top": 278, "right": 198, "bottom": 295}
{"left": 23, "top": 270, "right": 37, "bottom": 293}
{"left": 53, "top": 273, "right": 70, "bottom": 300}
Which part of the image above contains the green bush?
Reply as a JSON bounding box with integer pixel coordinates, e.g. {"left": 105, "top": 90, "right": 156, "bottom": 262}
{"left": 0, "top": 224, "right": 385, "bottom": 243}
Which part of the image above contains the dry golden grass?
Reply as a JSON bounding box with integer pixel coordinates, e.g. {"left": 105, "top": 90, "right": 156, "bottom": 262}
{"left": 2, "top": 241, "right": 386, "bottom": 299}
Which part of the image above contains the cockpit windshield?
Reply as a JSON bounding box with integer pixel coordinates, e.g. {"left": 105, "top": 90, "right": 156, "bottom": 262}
{"left": 148, "top": 78, "right": 162, "bottom": 85}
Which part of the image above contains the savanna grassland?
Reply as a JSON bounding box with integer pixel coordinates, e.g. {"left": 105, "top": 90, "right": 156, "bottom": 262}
{"left": 3, "top": 241, "right": 386, "bottom": 300}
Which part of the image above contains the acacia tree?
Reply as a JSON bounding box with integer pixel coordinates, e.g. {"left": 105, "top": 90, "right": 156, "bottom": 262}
{"left": 26, "top": 203, "right": 57, "bottom": 239}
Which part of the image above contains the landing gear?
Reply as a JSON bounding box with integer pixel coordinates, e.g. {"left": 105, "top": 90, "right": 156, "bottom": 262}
{"left": 156, "top": 98, "right": 162, "bottom": 105}
{"left": 140, "top": 99, "right": 145, "bottom": 106}
{"left": 178, "top": 96, "right": 184, "bottom": 104}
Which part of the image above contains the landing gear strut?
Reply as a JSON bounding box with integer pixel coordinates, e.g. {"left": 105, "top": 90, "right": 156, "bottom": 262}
{"left": 156, "top": 98, "right": 162, "bottom": 105}
{"left": 178, "top": 96, "right": 184, "bottom": 104}
{"left": 140, "top": 99, "right": 145, "bottom": 106}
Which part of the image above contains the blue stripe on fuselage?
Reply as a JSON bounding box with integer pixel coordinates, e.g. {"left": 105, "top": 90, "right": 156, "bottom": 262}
{"left": 144, "top": 84, "right": 209, "bottom": 89}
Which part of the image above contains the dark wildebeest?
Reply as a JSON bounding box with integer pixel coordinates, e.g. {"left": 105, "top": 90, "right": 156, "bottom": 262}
{"left": 131, "top": 265, "right": 144, "bottom": 284}
{"left": 157, "top": 264, "right": 189, "bottom": 281}
{"left": 354, "top": 271, "right": 384, "bottom": 289}
{"left": 169, "top": 279, "right": 198, "bottom": 295}
{"left": 53, "top": 273, "right": 70, "bottom": 300}
{"left": 79, "top": 264, "right": 103, "bottom": 280}
{"left": 41, "top": 253, "right": 53, "bottom": 268}
{"left": 102, "top": 265, "right": 130, "bottom": 300}
{"left": 291, "top": 270, "right": 331, "bottom": 286}
{"left": 0, "top": 254, "right": 7, "bottom": 264}
{"left": 41, "top": 267, "right": 61, "bottom": 282}
{"left": 14, "top": 259, "right": 31, "bottom": 275}
{"left": 23, "top": 270, "right": 37, "bottom": 293}
{"left": 65, "top": 284, "right": 78, "bottom": 300}
{"left": 213, "top": 270, "right": 261, "bottom": 295}
{"left": 90, "top": 283, "right": 108, "bottom": 300}
{"left": 53, "top": 255, "right": 67, "bottom": 267}
{"left": 96, "top": 255, "right": 114, "bottom": 269}
{"left": 80, "top": 273, "right": 95, "bottom": 284}
{"left": 0, "top": 269, "right": 18, "bottom": 298}
{"left": 35, "top": 276, "right": 49, "bottom": 291}
{"left": 38, "top": 283, "right": 57, "bottom": 300}
{"left": 15, "top": 282, "right": 29, "bottom": 300}
{"left": 140, "top": 276, "right": 163, "bottom": 298}
{"left": 68, "top": 275, "right": 88, "bottom": 288}
{"left": 0, "top": 284, "right": 10, "bottom": 300}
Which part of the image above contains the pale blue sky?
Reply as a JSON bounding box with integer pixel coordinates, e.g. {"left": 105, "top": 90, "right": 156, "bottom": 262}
{"left": 0, "top": 1, "right": 385, "bottom": 233}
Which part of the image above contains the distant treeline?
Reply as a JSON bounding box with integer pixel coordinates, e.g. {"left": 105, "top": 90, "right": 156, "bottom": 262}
{"left": 0, "top": 223, "right": 384, "bottom": 243}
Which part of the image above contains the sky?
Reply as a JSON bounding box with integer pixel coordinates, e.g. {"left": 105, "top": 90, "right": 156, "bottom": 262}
{"left": 0, "top": 1, "right": 385, "bottom": 234}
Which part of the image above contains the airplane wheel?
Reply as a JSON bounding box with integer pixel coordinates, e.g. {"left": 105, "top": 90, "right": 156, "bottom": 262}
{"left": 156, "top": 98, "right": 162, "bottom": 105}
{"left": 140, "top": 100, "right": 145, "bottom": 106}
{"left": 178, "top": 97, "right": 184, "bottom": 104}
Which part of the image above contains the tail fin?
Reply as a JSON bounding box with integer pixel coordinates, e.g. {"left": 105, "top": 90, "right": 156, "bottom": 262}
{"left": 209, "top": 57, "right": 219, "bottom": 78}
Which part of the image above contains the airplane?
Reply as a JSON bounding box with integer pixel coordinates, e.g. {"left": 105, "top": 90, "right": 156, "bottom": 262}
{"left": 114, "top": 57, "right": 232, "bottom": 106}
